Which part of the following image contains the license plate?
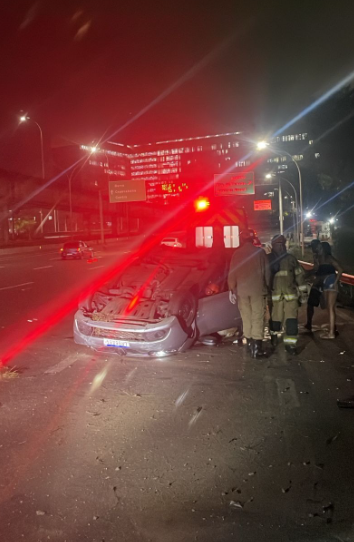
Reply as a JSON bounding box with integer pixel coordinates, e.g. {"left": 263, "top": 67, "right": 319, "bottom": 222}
{"left": 103, "top": 339, "right": 130, "bottom": 348}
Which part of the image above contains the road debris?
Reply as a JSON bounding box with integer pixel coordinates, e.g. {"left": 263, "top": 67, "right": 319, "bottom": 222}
{"left": 0, "top": 367, "right": 20, "bottom": 380}
{"left": 230, "top": 500, "right": 243, "bottom": 509}
{"left": 337, "top": 396, "right": 354, "bottom": 409}
{"left": 281, "top": 481, "right": 292, "bottom": 493}
{"left": 326, "top": 433, "right": 340, "bottom": 445}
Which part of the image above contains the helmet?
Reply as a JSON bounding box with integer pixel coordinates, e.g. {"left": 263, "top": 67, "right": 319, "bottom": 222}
{"left": 271, "top": 234, "right": 286, "bottom": 246}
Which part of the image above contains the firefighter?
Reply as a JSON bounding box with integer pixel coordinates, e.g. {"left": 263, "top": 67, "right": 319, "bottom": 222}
{"left": 228, "top": 229, "right": 270, "bottom": 358}
{"left": 269, "top": 235, "right": 307, "bottom": 354}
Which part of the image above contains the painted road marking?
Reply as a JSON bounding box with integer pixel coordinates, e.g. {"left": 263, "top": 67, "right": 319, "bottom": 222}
{"left": 33, "top": 265, "right": 53, "bottom": 270}
{"left": 45, "top": 353, "right": 89, "bottom": 374}
{"left": 276, "top": 378, "right": 300, "bottom": 410}
{"left": 0, "top": 282, "right": 34, "bottom": 291}
{"left": 88, "top": 265, "right": 105, "bottom": 270}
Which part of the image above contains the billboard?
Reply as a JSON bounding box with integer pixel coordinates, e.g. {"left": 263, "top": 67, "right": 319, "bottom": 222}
{"left": 109, "top": 180, "right": 146, "bottom": 203}
{"left": 254, "top": 199, "right": 272, "bottom": 211}
{"left": 214, "top": 172, "right": 255, "bottom": 196}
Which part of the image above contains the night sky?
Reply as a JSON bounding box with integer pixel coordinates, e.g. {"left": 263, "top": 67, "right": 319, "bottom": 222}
{"left": 1, "top": 0, "right": 354, "bottom": 172}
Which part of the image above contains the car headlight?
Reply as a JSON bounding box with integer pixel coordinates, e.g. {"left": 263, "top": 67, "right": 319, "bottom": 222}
{"left": 145, "top": 329, "right": 168, "bottom": 341}
{"left": 76, "top": 319, "right": 93, "bottom": 336}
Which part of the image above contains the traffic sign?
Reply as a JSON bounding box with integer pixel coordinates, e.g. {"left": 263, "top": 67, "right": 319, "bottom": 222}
{"left": 254, "top": 199, "right": 272, "bottom": 211}
{"left": 214, "top": 172, "right": 255, "bottom": 196}
{"left": 109, "top": 180, "right": 146, "bottom": 203}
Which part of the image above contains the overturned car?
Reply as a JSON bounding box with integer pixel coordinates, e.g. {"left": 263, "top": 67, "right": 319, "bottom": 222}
{"left": 74, "top": 245, "right": 241, "bottom": 357}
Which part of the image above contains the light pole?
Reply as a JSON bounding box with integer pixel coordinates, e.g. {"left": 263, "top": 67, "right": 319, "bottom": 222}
{"left": 266, "top": 173, "right": 299, "bottom": 243}
{"left": 88, "top": 145, "right": 105, "bottom": 244}
{"left": 19, "top": 115, "right": 45, "bottom": 179}
{"left": 265, "top": 173, "right": 283, "bottom": 235}
{"left": 257, "top": 142, "right": 304, "bottom": 256}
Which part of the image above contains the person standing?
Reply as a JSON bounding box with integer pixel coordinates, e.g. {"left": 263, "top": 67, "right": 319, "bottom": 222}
{"left": 269, "top": 235, "right": 307, "bottom": 354}
{"left": 305, "top": 239, "right": 322, "bottom": 331}
{"left": 228, "top": 229, "right": 270, "bottom": 358}
{"left": 317, "top": 242, "right": 343, "bottom": 339}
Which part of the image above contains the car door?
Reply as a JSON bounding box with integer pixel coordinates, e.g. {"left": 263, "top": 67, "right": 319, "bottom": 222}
{"left": 196, "top": 291, "right": 241, "bottom": 336}
{"left": 195, "top": 259, "right": 241, "bottom": 336}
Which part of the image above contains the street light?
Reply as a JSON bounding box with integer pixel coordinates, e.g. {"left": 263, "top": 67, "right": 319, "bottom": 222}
{"left": 84, "top": 144, "right": 105, "bottom": 244}
{"left": 257, "top": 142, "right": 304, "bottom": 256}
{"left": 257, "top": 141, "right": 269, "bottom": 150}
{"left": 19, "top": 114, "right": 45, "bottom": 179}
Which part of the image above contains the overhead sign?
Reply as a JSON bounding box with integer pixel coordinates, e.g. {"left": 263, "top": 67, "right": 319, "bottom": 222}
{"left": 254, "top": 199, "right": 272, "bottom": 211}
{"left": 214, "top": 172, "right": 255, "bottom": 196}
{"left": 109, "top": 180, "right": 146, "bottom": 203}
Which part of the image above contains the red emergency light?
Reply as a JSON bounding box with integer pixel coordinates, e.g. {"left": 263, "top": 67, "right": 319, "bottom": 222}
{"left": 194, "top": 197, "right": 210, "bottom": 212}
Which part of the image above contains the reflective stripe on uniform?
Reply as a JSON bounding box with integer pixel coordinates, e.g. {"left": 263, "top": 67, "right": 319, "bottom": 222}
{"left": 284, "top": 337, "right": 297, "bottom": 344}
{"left": 284, "top": 294, "right": 298, "bottom": 301}
{"left": 275, "top": 270, "right": 288, "bottom": 277}
{"left": 272, "top": 295, "right": 282, "bottom": 301}
{"left": 298, "top": 284, "right": 308, "bottom": 291}
{"left": 295, "top": 267, "right": 303, "bottom": 276}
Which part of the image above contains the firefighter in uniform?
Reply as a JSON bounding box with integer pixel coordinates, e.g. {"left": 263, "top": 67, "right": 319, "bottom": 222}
{"left": 228, "top": 229, "right": 270, "bottom": 358}
{"left": 269, "top": 235, "right": 307, "bottom": 354}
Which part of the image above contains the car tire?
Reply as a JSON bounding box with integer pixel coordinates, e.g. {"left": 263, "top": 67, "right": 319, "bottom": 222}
{"left": 168, "top": 290, "right": 197, "bottom": 330}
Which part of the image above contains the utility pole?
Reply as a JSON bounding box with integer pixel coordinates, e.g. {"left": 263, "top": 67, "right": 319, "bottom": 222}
{"left": 278, "top": 180, "right": 284, "bottom": 235}
{"left": 98, "top": 189, "right": 105, "bottom": 244}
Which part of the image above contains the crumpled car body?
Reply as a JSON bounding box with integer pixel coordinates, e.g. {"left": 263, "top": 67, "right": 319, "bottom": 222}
{"left": 74, "top": 246, "right": 241, "bottom": 357}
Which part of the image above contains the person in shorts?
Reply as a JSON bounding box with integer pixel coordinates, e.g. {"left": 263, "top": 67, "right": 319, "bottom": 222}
{"left": 318, "top": 242, "right": 343, "bottom": 339}
{"left": 305, "top": 239, "right": 322, "bottom": 331}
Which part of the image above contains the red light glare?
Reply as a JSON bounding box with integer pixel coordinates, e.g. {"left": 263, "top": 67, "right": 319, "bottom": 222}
{"left": 195, "top": 198, "right": 210, "bottom": 211}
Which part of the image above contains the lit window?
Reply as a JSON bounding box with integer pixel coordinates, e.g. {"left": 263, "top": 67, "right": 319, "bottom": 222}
{"left": 281, "top": 156, "right": 287, "bottom": 162}
{"left": 302, "top": 133, "right": 308, "bottom": 139}
{"left": 232, "top": 142, "right": 240, "bottom": 147}
{"left": 315, "top": 153, "right": 320, "bottom": 159}
{"left": 197, "top": 146, "right": 203, "bottom": 151}
{"left": 309, "top": 140, "right": 314, "bottom": 145}
{"left": 292, "top": 155, "right": 303, "bottom": 161}
{"left": 211, "top": 144, "right": 217, "bottom": 150}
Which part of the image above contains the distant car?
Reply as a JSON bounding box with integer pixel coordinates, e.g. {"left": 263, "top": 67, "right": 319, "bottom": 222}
{"left": 60, "top": 241, "right": 94, "bottom": 260}
{"left": 160, "top": 237, "right": 183, "bottom": 248}
{"left": 74, "top": 245, "right": 241, "bottom": 357}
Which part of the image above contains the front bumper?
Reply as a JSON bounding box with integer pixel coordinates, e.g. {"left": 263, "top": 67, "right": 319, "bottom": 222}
{"left": 73, "top": 310, "right": 195, "bottom": 357}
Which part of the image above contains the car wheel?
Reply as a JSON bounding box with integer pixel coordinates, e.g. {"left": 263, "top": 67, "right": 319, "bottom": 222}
{"left": 168, "top": 290, "right": 197, "bottom": 330}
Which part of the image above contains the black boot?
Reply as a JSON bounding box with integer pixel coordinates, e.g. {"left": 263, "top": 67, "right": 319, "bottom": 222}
{"left": 246, "top": 338, "right": 253, "bottom": 352}
{"left": 252, "top": 339, "right": 267, "bottom": 359}
{"left": 285, "top": 344, "right": 297, "bottom": 355}
{"left": 270, "top": 333, "right": 278, "bottom": 348}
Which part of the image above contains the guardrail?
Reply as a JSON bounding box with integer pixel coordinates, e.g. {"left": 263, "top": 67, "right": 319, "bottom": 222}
{"left": 299, "top": 260, "right": 354, "bottom": 303}
{"left": 299, "top": 261, "right": 354, "bottom": 287}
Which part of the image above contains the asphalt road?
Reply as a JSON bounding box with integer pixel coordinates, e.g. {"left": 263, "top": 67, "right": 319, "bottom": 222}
{"left": 1, "top": 242, "right": 354, "bottom": 542}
